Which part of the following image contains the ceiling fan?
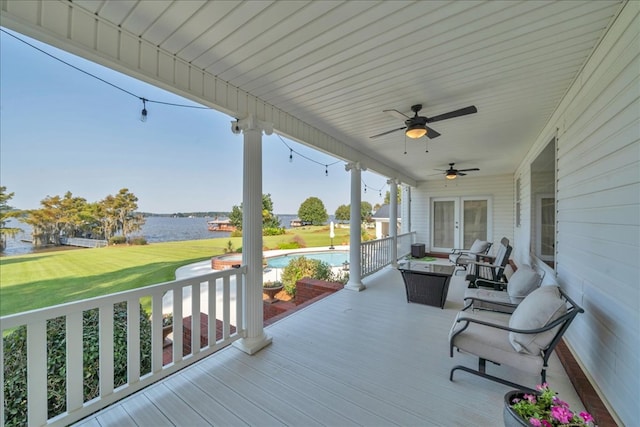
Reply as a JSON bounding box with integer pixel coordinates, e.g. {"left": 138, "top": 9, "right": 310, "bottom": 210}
{"left": 437, "top": 163, "right": 480, "bottom": 180}
{"left": 369, "top": 104, "right": 477, "bottom": 140}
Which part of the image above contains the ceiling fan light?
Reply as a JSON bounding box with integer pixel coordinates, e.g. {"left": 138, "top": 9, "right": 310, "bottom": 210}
{"left": 446, "top": 172, "right": 457, "bottom": 180}
{"left": 405, "top": 124, "right": 427, "bottom": 139}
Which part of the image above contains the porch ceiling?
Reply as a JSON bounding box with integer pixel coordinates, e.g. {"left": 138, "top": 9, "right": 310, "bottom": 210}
{"left": 1, "top": 0, "right": 624, "bottom": 182}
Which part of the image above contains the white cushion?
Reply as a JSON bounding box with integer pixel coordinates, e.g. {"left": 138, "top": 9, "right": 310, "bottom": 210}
{"left": 507, "top": 266, "right": 541, "bottom": 299}
{"left": 469, "top": 239, "right": 489, "bottom": 254}
{"left": 508, "top": 286, "right": 567, "bottom": 355}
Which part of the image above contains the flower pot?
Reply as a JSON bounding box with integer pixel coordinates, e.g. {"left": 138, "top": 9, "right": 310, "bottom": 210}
{"left": 263, "top": 285, "right": 283, "bottom": 303}
{"left": 503, "top": 390, "right": 535, "bottom": 427}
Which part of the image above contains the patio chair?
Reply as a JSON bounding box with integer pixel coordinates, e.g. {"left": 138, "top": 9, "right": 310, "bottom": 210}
{"left": 463, "top": 265, "right": 543, "bottom": 313}
{"left": 449, "top": 239, "right": 492, "bottom": 273}
{"left": 449, "top": 285, "right": 583, "bottom": 392}
{"left": 465, "top": 237, "right": 512, "bottom": 286}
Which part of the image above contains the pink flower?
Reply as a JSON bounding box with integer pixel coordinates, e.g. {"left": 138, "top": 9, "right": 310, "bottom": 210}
{"left": 580, "top": 411, "right": 594, "bottom": 423}
{"left": 552, "top": 396, "right": 569, "bottom": 408}
{"left": 540, "top": 420, "right": 552, "bottom": 427}
{"left": 536, "top": 383, "right": 549, "bottom": 391}
{"left": 524, "top": 394, "right": 537, "bottom": 404}
{"left": 529, "top": 418, "right": 542, "bottom": 426}
{"left": 551, "top": 405, "right": 573, "bottom": 424}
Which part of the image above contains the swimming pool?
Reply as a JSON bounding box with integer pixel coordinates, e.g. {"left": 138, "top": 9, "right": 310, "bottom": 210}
{"left": 266, "top": 251, "right": 349, "bottom": 268}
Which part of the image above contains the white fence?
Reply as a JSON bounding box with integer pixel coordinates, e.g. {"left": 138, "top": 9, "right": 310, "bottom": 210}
{"left": 0, "top": 267, "right": 246, "bottom": 427}
{"left": 360, "top": 232, "right": 415, "bottom": 278}
{"left": 59, "top": 237, "right": 108, "bottom": 248}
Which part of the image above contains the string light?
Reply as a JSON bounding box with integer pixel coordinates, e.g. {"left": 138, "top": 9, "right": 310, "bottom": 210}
{"left": 1, "top": 29, "right": 211, "bottom": 121}
{"left": 140, "top": 98, "right": 148, "bottom": 122}
{"left": 276, "top": 134, "right": 341, "bottom": 177}
{"left": 361, "top": 179, "right": 385, "bottom": 198}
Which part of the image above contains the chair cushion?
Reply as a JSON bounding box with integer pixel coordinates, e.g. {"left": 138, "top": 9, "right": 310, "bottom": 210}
{"left": 506, "top": 266, "right": 541, "bottom": 299}
{"left": 508, "top": 286, "right": 567, "bottom": 355}
{"left": 469, "top": 239, "right": 489, "bottom": 254}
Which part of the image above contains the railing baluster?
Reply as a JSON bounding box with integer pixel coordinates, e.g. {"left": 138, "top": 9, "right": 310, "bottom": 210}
{"left": 99, "top": 305, "right": 114, "bottom": 397}
{"left": 127, "top": 300, "right": 140, "bottom": 384}
{"left": 172, "top": 288, "right": 183, "bottom": 364}
{"left": 151, "top": 292, "right": 163, "bottom": 372}
{"left": 235, "top": 270, "right": 244, "bottom": 334}
{"left": 27, "top": 321, "right": 47, "bottom": 427}
{"left": 191, "top": 283, "right": 200, "bottom": 355}
{"left": 67, "top": 311, "right": 84, "bottom": 413}
{"left": 208, "top": 277, "right": 217, "bottom": 346}
{"left": 222, "top": 275, "right": 230, "bottom": 341}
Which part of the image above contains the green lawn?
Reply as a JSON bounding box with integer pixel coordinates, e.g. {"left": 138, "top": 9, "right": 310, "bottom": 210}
{"left": 0, "top": 225, "right": 357, "bottom": 317}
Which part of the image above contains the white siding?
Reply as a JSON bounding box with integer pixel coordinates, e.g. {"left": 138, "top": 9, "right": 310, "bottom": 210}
{"left": 514, "top": 3, "right": 639, "bottom": 425}
{"left": 410, "top": 174, "right": 514, "bottom": 254}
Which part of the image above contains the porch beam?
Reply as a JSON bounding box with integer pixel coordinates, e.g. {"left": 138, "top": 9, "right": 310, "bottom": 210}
{"left": 233, "top": 114, "right": 273, "bottom": 354}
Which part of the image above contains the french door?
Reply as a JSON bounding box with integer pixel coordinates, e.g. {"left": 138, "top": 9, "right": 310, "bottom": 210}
{"left": 431, "top": 197, "right": 491, "bottom": 252}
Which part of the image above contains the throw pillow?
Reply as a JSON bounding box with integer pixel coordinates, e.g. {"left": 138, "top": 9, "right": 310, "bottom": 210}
{"left": 508, "top": 286, "right": 567, "bottom": 355}
{"left": 469, "top": 239, "right": 489, "bottom": 254}
{"left": 507, "top": 266, "right": 541, "bottom": 299}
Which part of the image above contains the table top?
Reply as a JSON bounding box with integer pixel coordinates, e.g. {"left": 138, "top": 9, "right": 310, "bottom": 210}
{"left": 397, "top": 262, "right": 455, "bottom": 276}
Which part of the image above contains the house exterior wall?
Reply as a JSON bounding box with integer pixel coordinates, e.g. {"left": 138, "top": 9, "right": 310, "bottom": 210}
{"left": 410, "top": 174, "right": 514, "bottom": 253}
{"left": 514, "top": 3, "right": 639, "bottom": 424}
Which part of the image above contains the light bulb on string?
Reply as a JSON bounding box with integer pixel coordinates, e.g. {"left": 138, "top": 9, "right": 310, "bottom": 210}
{"left": 140, "top": 98, "right": 148, "bottom": 122}
{"left": 289, "top": 149, "right": 293, "bottom": 163}
{"left": 325, "top": 165, "right": 328, "bottom": 176}
{"left": 404, "top": 134, "right": 407, "bottom": 155}
{"left": 364, "top": 187, "right": 367, "bottom": 193}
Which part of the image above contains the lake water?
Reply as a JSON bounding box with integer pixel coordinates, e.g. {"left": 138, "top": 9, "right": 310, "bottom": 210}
{"left": 2, "top": 214, "right": 301, "bottom": 257}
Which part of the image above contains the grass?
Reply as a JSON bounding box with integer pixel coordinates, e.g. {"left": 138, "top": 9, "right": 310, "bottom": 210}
{"left": 0, "top": 224, "right": 364, "bottom": 317}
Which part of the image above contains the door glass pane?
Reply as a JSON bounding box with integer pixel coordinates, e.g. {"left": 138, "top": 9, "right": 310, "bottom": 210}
{"left": 433, "top": 201, "right": 455, "bottom": 248}
{"left": 463, "top": 200, "right": 488, "bottom": 247}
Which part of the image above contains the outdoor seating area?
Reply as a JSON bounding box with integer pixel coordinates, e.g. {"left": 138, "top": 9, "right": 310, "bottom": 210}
{"left": 76, "top": 261, "right": 585, "bottom": 426}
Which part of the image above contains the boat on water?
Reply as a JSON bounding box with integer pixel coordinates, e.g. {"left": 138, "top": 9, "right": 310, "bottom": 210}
{"left": 207, "top": 218, "right": 236, "bottom": 232}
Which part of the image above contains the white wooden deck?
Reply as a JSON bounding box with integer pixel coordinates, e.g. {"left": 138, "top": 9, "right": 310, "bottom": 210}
{"left": 75, "top": 262, "right": 582, "bottom": 426}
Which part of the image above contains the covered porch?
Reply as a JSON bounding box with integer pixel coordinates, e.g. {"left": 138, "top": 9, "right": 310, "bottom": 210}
{"left": 76, "top": 263, "right": 581, "bottom": 426}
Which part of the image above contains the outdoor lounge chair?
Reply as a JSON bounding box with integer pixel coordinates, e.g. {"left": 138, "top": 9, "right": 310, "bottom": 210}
{"left": 465, "top": 237, "right": 512, "bottom": 286}
{"left": 449, "top": 239, "right": 492, "bottom": 273}
{"left": 463, "top": 265, "right": 543, "bottom": 313}
{"left": 449, "top": 285, "right": 583, "bottom": 392}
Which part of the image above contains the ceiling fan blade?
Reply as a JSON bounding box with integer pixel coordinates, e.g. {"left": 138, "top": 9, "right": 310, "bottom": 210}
{"left": 426, "top": 105, "right": 477, "bottom": 123}
{"left": 458, "top": 168, "right": 480, "bottom": 172}
{"left": 425, "top": 126, "right": 441, "bottom": 139}
{"left": 458, "top": 172, "right": 467, "bottom": 176}
{"left": 369, "top": 126, "right": 407, "bottom": 139}
{"left": 383, "top": 109, "right": 410, "bottom": 120}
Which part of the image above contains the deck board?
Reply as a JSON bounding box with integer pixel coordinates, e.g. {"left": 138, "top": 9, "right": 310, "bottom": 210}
{"left": 76, "top": 262, "right": 583, "bottom": 426}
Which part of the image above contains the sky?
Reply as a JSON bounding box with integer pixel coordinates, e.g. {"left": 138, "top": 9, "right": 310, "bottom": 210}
{"left": 0, "top": 29, "right": 389, "bottom": 215}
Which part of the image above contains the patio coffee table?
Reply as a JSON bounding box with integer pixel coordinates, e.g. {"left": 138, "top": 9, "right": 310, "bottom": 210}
{"left": 398, "top": 262, "right": 455, "bottom": 309}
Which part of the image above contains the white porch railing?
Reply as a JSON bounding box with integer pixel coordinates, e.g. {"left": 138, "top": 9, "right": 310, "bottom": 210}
{"left": 0, "top": 267, "right": 246, "bottom": 427}
{"left": 360, "top": 232, "right": 415, "bottom": 278}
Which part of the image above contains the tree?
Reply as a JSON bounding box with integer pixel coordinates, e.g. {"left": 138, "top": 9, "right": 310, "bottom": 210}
{"left": 100, "top": 188, "right": 145, "bottom": 239}
{"left": 0, "top": 186, "right": 22, "bottom": 252}
{"left": 298, "top": 197, "right": 328, "bottom": 225}
{"left": 361, "top": 201, "right": 373, "bottom": 222}
{"left": 384, "top": 186, "right": 402, "bottom": 205}
{"left": 334, "top": 204, "right": 350, "bottom": 223}
{"left": 228, "top": 193, "right": 282, "bottom": 231}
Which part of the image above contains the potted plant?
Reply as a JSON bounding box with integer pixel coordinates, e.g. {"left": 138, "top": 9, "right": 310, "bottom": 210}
{"left": 263, "top": 280, "right": 283, "bottom": 303}
{"left": 504, "top": 383, "right": 595, "bottom": 427}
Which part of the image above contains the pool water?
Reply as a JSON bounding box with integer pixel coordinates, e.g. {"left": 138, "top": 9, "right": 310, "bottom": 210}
{"left": 266, "top": 251, "right": 349, "bottom": 268}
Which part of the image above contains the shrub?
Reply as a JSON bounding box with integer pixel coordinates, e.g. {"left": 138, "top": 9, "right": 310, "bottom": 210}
{"left": 278, "top": 241, "right": 300, "bottom": 250}
{"left": 2, "top": 303, "right": 152, "bottom": 426}
{"left": 230, "top": 230, "right": 243, "bottom": 238}
{"left": 224, "top": 240, "right": 235, "bottom": 253}
{"left": 109, "top": 236, "right": 127, "bottom": 245}
{"left": 129, "top": 237, "right": 147, "bottom": 245}
{"left": 292, "top": 235, "right": 306, "bottom": 248}
{"left": 263, "top": 227, "right": 285, "bottom": 236}
{"left": 281, "top": 257, "right": 332, "bottom": 297}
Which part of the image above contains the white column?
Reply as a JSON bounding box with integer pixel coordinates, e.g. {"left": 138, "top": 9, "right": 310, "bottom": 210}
{"left": 388, "top": 179, "right": 398, "bottom": 267}
{"left": 401, "top": 185, "right": 411, "bottom": 234}
{"left": 345, "top": 162, "right": 365, "bottom": 291}
{"left": 232, "top": 115, "right": 273, "bottom": 355}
